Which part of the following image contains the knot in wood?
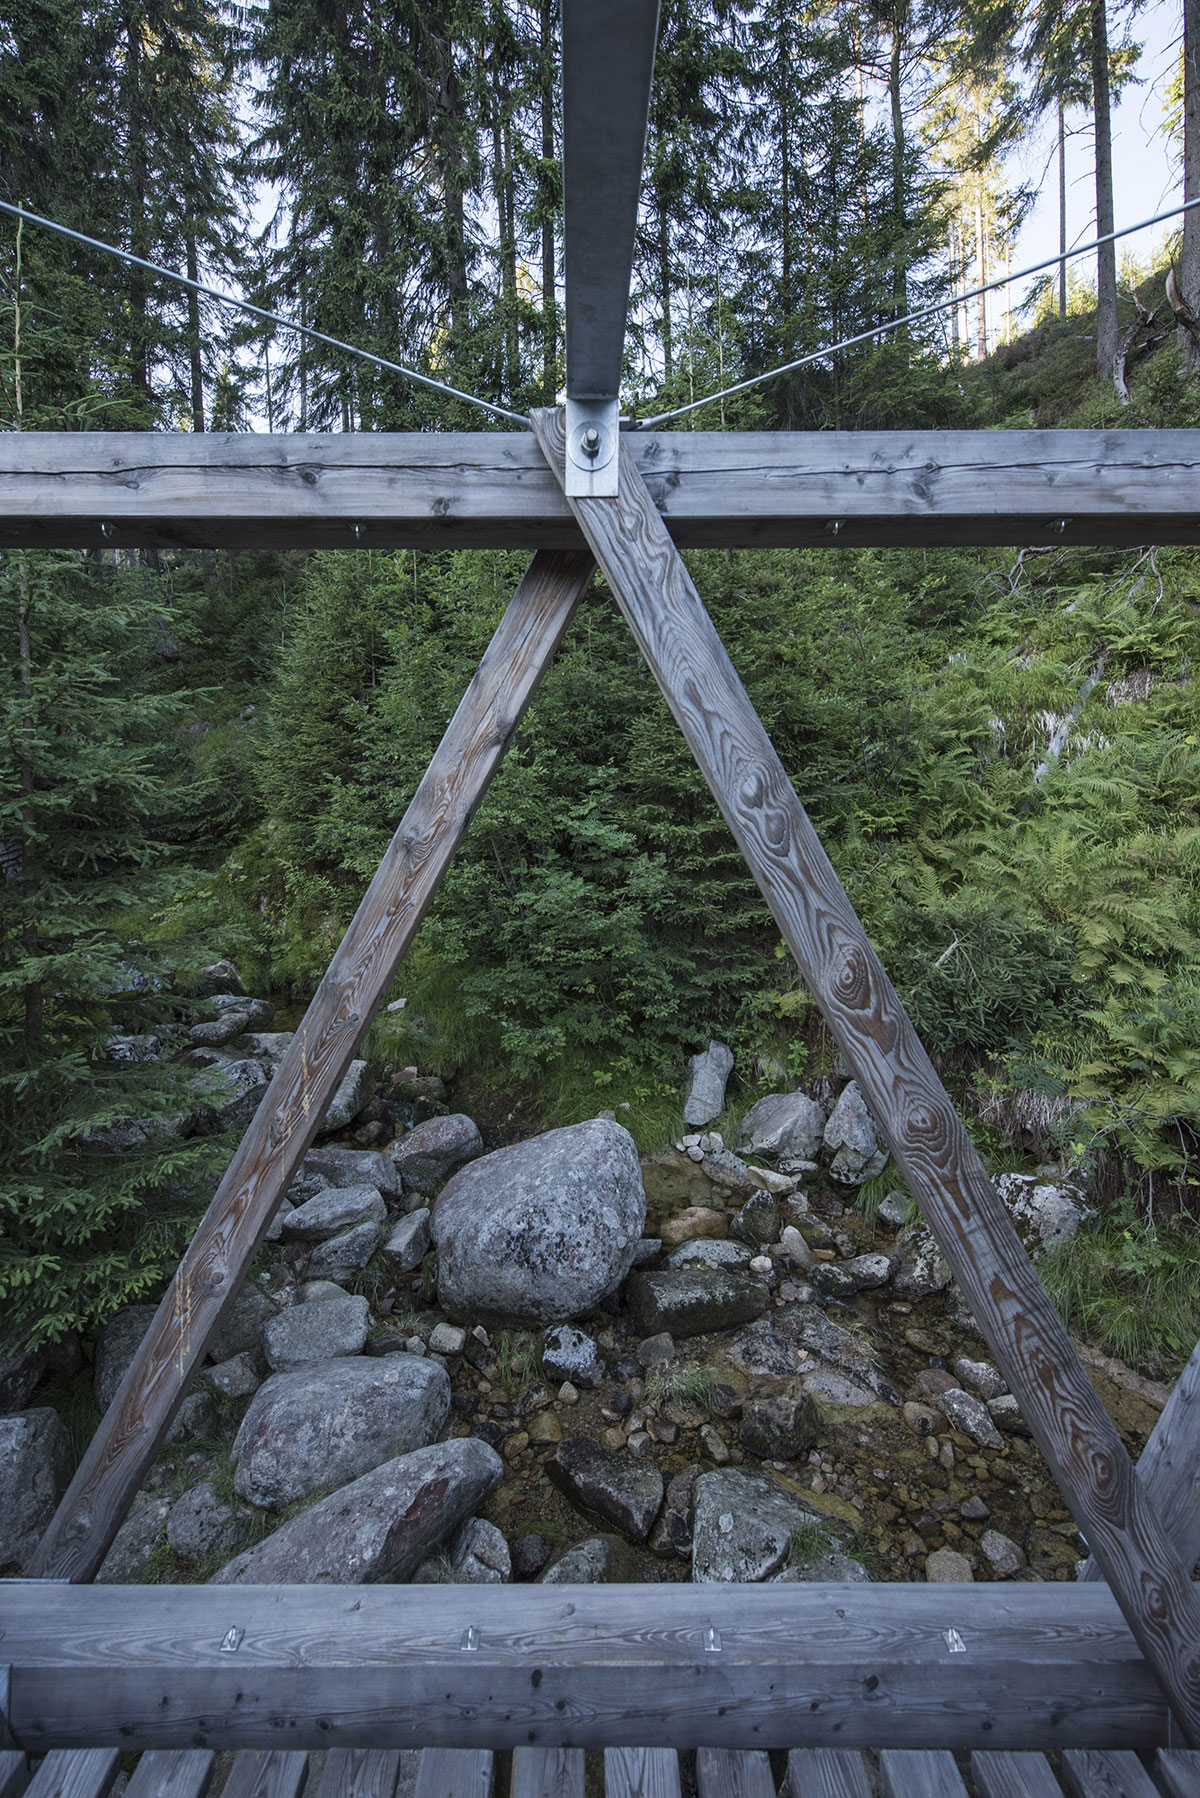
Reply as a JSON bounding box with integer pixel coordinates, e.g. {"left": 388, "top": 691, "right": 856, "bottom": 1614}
{"left": 831, "top": 943, "right": 871, "bottom": 1010}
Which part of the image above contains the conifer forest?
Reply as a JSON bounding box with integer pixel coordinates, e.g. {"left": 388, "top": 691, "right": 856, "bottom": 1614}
{"left": 3, "top": 0, "right": 1200, "bottom": 1384}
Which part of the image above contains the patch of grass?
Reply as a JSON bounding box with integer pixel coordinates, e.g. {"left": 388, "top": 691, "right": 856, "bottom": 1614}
{"left": 1040, "top": 1211, "right": 1200, "bottom": 1377}
{"left": 644, "top": 1360, "right": 717, "bottom": 1411}
{"left": 493, "top": 1331, "right": 542, "bottom": 1390}
{"left": 788, "top": 1516, "right": 832, "bottom": 1564}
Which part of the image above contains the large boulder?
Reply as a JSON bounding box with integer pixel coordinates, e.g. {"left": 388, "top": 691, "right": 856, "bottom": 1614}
{"left": 94, "top": 1305, "right": 158, "bottom": 1412}
{"left": 213, "top": 1438, "right": 503, "bottom": 1585}
{"left": 996, "top": 1173, "right": 1090, "bottom": 1256}
{"left": 232, "top": 1354, "right": 449, "bottom": 1508}
{"left": 392, "top": 1115, "right": 483, "bottom": 1196}
{"left": 548, "top": 1438, "right": 664, "bottom": 1542}
{"left": 684, "top": 1041, "right": 735, "bottom": 1127}
{"left": 318, "top": 1060, "right": 374, "bottom": 1135}
{"left": 263, "top": 1294, "right": 371, "bottom": 1371}
{"left": 740, "top": 1091, "right": 826, "bottom": 1162}
{"left": 0, "top": 1408, "right": 74, "bottom": 1572}
{"left": 691, "top": 1468, "right": 828, "bottom": 1583}
{"left": 822, "top": 1081, "right": 888, "bottom": 1184}
{"left": 433, "top": 1119, "right": 645, "bottom": 1325}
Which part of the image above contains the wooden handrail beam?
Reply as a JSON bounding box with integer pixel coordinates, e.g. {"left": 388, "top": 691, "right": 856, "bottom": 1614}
{"left": 3, "top": 430, "right": 1200, "bottom": 551}
{"left": 1, "top": 1582, "right": 1181, "bottom": 1754}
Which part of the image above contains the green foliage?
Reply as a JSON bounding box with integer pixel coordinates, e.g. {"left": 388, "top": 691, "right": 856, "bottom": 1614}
{"left": 1041, "top": 1209, "right": 1200, "bottom": 1376}
{"left": 644, "top": 1360, "right": 717, "bottom": 1412}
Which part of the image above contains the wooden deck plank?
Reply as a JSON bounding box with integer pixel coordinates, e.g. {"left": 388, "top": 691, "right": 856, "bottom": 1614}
{"left": 786, "top": 1750, "right": 871, "bottom": 1798}
{"left": 971, "top": 1753, "right": 1062, "bottom": 1798}
{"left": 1157, "top": 1751, "right": 1200, "bottom": 1798}
{"left": 411, "top": 1751, "right": 492, "bottom": 1798}
{"left": 0, "top": 1755, "right": 27, "bottom": 1798}
{"left": 24, "top": 1752, "right": 119, "bottom": 1798}
{"left": 124, "top": 1751, "right": 216, "bottom": 1798}
{"left": 220, "top": 1754, "right": 310, "bottom": 1798}
{"left": 695, "top": 1749, "right": 776, "bottom": 1798}
{"left": 878, "top": 1748, "right": 968, "bottom": 1797}
{"left": 28, "top": 546, "right": 594, "bottom": 1583}
{"left": 509, "top": 1749, "right": 585, "bottom": 1798}
{"left": 2, "top": 1580, "right": 1179, "bottom": 1753}
{"left": 1061, "top": 1748, "right": 1159, "bottom": 1796}
{"left": 529, "top": 403, "right": 1200, "bottom": 1745}
{"left": 5, "top": 430, "right": 1200, "bottom": 553}
{"left": 311, "top": 1751, "right": 407, "bottom": 1798}
{"left": 603, "top": 1750, "right": 681, "bottom": 1798}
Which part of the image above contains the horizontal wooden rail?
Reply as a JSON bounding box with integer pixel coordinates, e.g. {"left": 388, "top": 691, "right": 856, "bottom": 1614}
{"left": 0, "top": 1581, "right": 1182, "bottom": 1754}
{"left": 3, "top": 429, "right": 1200, "bottom": 550}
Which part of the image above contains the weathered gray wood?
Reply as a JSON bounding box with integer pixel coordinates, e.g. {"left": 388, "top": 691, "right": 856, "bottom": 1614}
{"left": 24, "top": 1752, "right": 119, "bottom": 1798}
{"left": 4, "top": 1578, "right": 1179, "bottom": 1753}
{"left": 412, "top": 1751, "right": 492, "bottom": 1798}
{"left": 695, "top": 1749, "right": 775, "bottom": 1798}
{"left": 6, "top": 431, "right": 1200, "bottom": 551}
{"left": 124, "top": 1751, "right": 215, "bottom": 1798}
{"left": 530, "top": 403, "right": 1200, "bottom": 1746}
{"left": 312, "top": 1750, "right": 407, "bottom": 1798}
{"left": 971, "top": 1755, "right": 1062, "bottom": 1798}
{"left": 0, "top": 1755, "right": 27, "bottom": 1798}
{"left": 878, "top": 1749, "right": 968, "bottom": 1797}
{"left": 510, "top": 1749, "right": 585, "bottom": 1798}
{"left": 1158, "top": 1750, "right": 1200, "bottom": 1798}
{"left": 1061, "top": 1748, "right": 1160, "bottom": 1796}
{"left": 220, "top": 1753, "right": 310, "bottom": 1798}
{"left": 28, "top": 546, "right": 594, "bottom": 1583}
{"left": 786, "top": 1750, "right": 871, "bottom": 1798}
{"left": 1081, "top": 1340, "right": 1200, "bottom": 1583}
{"left": 604, "top": 1750, "right": 680, "bottom": 1798}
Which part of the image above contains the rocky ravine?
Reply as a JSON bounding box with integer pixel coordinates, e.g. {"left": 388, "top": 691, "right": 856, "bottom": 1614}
{"left": 0, "top": 1017, "right": 1168, "bottom": 1592}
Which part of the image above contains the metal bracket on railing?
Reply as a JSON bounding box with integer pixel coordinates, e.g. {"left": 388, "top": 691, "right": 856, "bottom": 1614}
{"left": 565, "top": 398, "right": 620, "bottom": 498}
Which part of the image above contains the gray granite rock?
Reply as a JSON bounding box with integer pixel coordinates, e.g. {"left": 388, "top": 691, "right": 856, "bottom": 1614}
{"left": 233, "top": 1354, "right": 449, "bottom": 1508}
{"left": 305, "top": 1221, "right": 382, "bottom": 1281}
{"left": 740, "top": 1091, "right": 826, "bottom": 1162}
{"left": 822, "top": 1081, "right": 888, "bottom": 1183}
{"left": 450, "top": 1516, "right": 511, "bottom": 1584}
{"left": 0, "top": 1408, "right": 74, "bottom": 1571}
{"left": 200, "top": 1056, "right": 268, "bottom": 1132}
{"left": 667, "top": 1237, "right": 753, "bottom": 1271}
{"left": 626, "top": 1268, "right": 768, "bottom": 1339}
{"left": 730, "top": 1192, "right": 781, "bottom": 1249}
{"left": 954, "top": 1357, "right": 1007, "bottom": 1402}
{"left": 303, "top": 1145, "right": 403, "bottom": 1201}
{"left": 739, "top": 1390, "right": 822, "bottom": 1460}
{"left": 208, "top": 1284, "right": 280, "bottom": 1365}
{"left": 382, "top": 1209, "right": 431, "bottom": 1273}
{"left": 996, "top": 1173, "right": 1091, "bottom": 1257}
{"left": 433, "top": 1119, "right": 645, "bottom": 1325}
{"left": 94, "top": 1305, "right": 158, "bottom": 1412}
{"left": 987, "top": 1394, "right": 1031, "bottom": 1436}
{"left": 691, "top": 1468, "right": 825, "bottom": 1583}
{"left": 165, "top": 1390, "right": 219, "bottom": 1446}
{"left": 95, "top": 1495, "right": 172, "bottom": 1584}
{"left": 263, "top": 1294, "right": 371, "bottom": 1371}
{"left": 202, "top": 1353, "right": 261, "bottom": 1400}
{"left": 548, "top": 1437, "right": 664, "bottom": 1542}
{"left": 773, "top": 1551, "right": 869, "bottom": 1584}
{"left": 980, "top": 1528, "right": 1027, "bottom": 1576}
{"left": 213, "top": 1438, "right": 503, "bottom": 1585}
{"left": 540, "top": 1534, "right": 639, "bottom": 1583}
{"left": 890, "top": 1223, "right": 951, "bottom": 1299}
{"left": 166, "top": 1481, "right": 251, "bottom": 1564}
{"left": 684, "top": 1041, "right": 735, "bottom": 1127}
{"left": 840, "top": 1253, "right": 892, "bottom": 1290}
{"left": 282, "top": 1185, "right": 387, "bottom": 1242}
{"left": 392, "top": 1115, "right": 483, "bottom": 1195}
{"left": 0, "top": 1346, "right": 46, "bottom": 1414}
{"left": 935, "top": 1387, "right": 1004, "bottom": 1449}
{"left": 319, "top": 1059, "right": 374, "bottom": 1134}
{"left": 542, "top": 1324, "right": 603, "bottom": 1388}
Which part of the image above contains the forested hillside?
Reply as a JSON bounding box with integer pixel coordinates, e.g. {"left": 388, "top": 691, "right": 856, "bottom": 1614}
{"left": 2, "top": 0, "right": 1200, "bottom": 1375}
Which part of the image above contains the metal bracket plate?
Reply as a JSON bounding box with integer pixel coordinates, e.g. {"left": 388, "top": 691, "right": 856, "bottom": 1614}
{"left": 564, "top": 398, "right": 620, "bottom": 498}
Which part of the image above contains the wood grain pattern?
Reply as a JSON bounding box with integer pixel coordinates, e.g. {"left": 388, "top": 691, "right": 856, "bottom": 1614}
{"left": 220, "top": 1753, "right": 310, "bottom": 1798}
{"left": 5, "top": 430, "right": 1200, "bottom": 551}
{"left": 786, "top": 1750, "right": 871, "bottom": 1798}
{"left": 1061, "top": 1748, "right": 1160, "bottom": 1797}
{"left": 5, "top": 1577, "right": 1175, "bottom": 1753}
{"left": 123, "top": 1751, "right": 215, "bottom": 1798}
{"left": 28, "top": 546, "right": 593, "bottom": 1583}
{"left": 695, "top": 1749, "right": 775, "bottom": 1798}
{"left": 412, "top": 1751, "right": 493, "bottom": 1798}
{"left": 971, "top": 1754, "right": 1062, "bottom": 1798}
{"left": 23, "top": 1752, "right": 119, "bottom": 1798}
{"left": 510, "top": 1749, "right": 585, "bottom": 1798}
{"left": 1158, "top": 1751, "right": 1200, "bottom": 1798}
{"left": 1080, "top": 1341, "right": 1200, "bottom": 1582}
{"left": 530, "top": 404, "right": 1200, "bottom": 1746}
{"left": 312, "top": 1750, "right": 408, "bottom": 1798}
{"left": 0, "top": 1756, "right": 27, "bottom": 1798}
{"left": 604, "top": 1750, "right": 681, "bottom": 1798}
{"left": 878, "top": 1749, "right": 968, "bottom": 1797}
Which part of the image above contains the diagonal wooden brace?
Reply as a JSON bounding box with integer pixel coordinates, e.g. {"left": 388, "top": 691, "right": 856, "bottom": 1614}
{"left": 529, "top": 405, "right": 1200, "bottom": 1745}
{"left": 29, "top": 547, "right": 594, "bottom": 1583}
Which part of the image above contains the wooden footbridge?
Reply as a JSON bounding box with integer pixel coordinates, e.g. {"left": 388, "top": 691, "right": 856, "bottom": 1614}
{"left": 5, "top": 3, "right": 1200, "bottom": 1793}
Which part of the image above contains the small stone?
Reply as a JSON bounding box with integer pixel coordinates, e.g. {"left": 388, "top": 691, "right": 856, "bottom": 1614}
{"left": 429, "top": 1322, "right": 468, "bottom": 1356}
{"left": 668, "top": 1238, "right": 753, "bottom": 1271}
{"left": 961, "top": 1496, "right": 990, "bottom": 1520}
{"left": 202, "top": 1353, "right": 260, "bottom": 1399}
{"left": 540, "top": 1534, "right": 639, "bottom": 1584}
{"left": 987, "top": 1394, "right": 1030, "bottom": 1436}
{"left": 935, "top": 1388, "right": 1004, "bottom": 1450}
{"left": 809, "top": 1263, "right": 860, "bottom": 1300}
{"left": 878, "top": 1191, "right": 910, "bottom": 1227}
{"left": 298, "top": 1279, "right": 349, "bottom": 1305}
{"left": 749, "top": 1255, "right": 773, "bottom": 1278}
{"left": 637, "top": 1332, "right": 675, "bottom": 1368}
{"left": 925, "top": 1548, "right": 973, "bottom": 1583}
{"left": 305, "top": 1221, "right": 382, "bottom": 1281}
{"left": 903, "top": 1402, "right": 942, "bottom": 1437}
{"left": 842, "top": 1253, "right": 892, "bottom": 1289}
{"left": 730, "top": 1192, "right": 781, "bottom": 1249}
{"left": 502, "top": 1432, "right": 529, "bottom": 1461}
{"left": 700, "top": 1424, "right": 731, "bottom": 1465}
{"left": 512, "top": 1532, "right": 552, "bottom": 1578}
{"left": 954, "top": 1357, "right": 1007, "bottom": 1402}
{"left": 382, "top": 1209, "right": 431, "bottom": 1273}
{"left": 95, "top": 1496, "right": 172, "bottom": 1584}
{"left": 528, "top": 1411, "right": 563, "bottom": 1445}
{"left": 659, "top": 1207, "right": 728, "bottom": 1249}
{"left": 602, "top": 1427, "right": 627, "bottom": 1450}
{"left": 823, "top": 1081, "right": 888, "bottom": 1184}
{"left": 319, "top": 1058, "right": 373, "bottom": 1134}
{"left": 559, "top": 1381, "right": 579, "bottom": 1405}
{"left": 451, "top": 1516, "right": 511, "bottom": 1584}
{"left": 739, "top": 1391, "right": 821, "bottom": 1461}
{"left": 548, "top": 1436, "right": 664, "bottom": 1541}
{"left": 626, "top": 1431, "right": 653, "bottom": 1457}
{"left": 980, "top": 1528, "right": 1027, "bottom": 1576}
{"left": 627, "top": 1267, "right": 769, "bottom": 1338}
{"left": 913, "top": 1368, "right": 959, "bottom": 1403}
{"left": 542, "top": 1324, "right": 603, "bottom": 1388}
{"left": 779, "top": 1225, "right": 814, "bottom": 1271}
{"left": 165, "top": 1390, "right": 219, "bottom": 1446}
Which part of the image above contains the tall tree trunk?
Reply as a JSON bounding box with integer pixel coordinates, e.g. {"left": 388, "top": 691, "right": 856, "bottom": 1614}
{"left": 1058, "top": 100, "right": 1068, "bottom": 320}
{"left": 949, "top": 216, "right": 961, "bottom": 351}
{"left": 501, "top": 118, "right": 519, "bottom": 393}
{"left": 1090, "top": 0, "right": 1119, "bottom": 379}
{"left": 1181, "top": 0, "right": 1200, "bottom": 366}
{"left": 185, "top": 215, "right": 205, "bottom": 432}
{"left": 888, "top": 11, "right": 908, "bottom": 322}
{"left": 126, "top": 15, "right": 150, "bottom": 410}
{"left": 540, "top": 0, "right": 556, "bottom": 400}
{"left": 658, "top": 204, "right": 673, "bottom": 378}
{"left": 432, "top": 28, "right": 469, "bottom": 351}
{"left": 975, "top": 192, "right": 987, "bottom": 358}
{"left": 16, "top": 552, "right": 41, "bottom": 1062}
